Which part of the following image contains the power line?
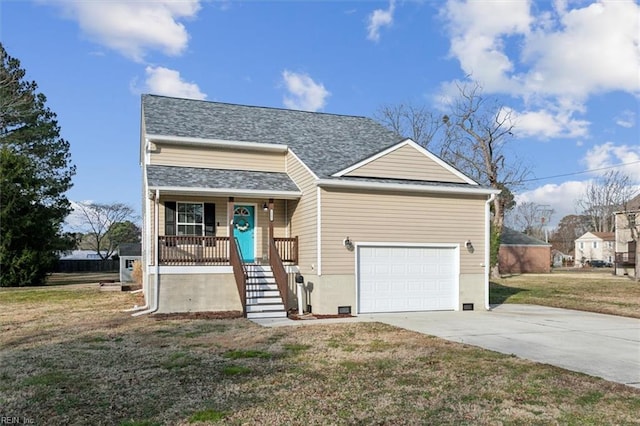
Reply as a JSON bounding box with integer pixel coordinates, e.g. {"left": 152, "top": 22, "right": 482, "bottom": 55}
{"left": 516, "top": 159, "right": 640, "bottom": 184}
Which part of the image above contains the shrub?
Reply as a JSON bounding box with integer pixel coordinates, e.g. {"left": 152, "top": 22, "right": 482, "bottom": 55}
{"left": 132, "top": 260, "right": 143, "bottom": 285}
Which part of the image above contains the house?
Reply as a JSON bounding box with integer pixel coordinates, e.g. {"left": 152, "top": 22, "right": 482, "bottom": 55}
{"left": 499, "top": 227, "right": 552, "bottom": 274}
{"left": 118, "top": 243, "right": 142, "bottom": 283}
{"left": 56, "top": 250, "right": 117, "bottom": 273}
{"left": 574, "top": 232, "right": 615, "bottom": 267}
{"left": 138, "top": 95, "right": 499, "bottom": 318}
{"left": 59, "top": 250, "right": 111, "bottom": 260}
{"left": 551, "top": 249, "right": 573, "bottom": 268}
{"left": 614, "top": 193, "right": 639, "bottom": 277}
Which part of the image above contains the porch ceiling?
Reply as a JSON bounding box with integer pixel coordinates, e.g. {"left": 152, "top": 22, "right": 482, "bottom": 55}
{"left": 147, "top": 165, "right": 302, "bottom": 199}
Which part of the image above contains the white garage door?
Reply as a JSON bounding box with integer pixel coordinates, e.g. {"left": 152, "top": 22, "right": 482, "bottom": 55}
{"left": 357, "top": 245, "right": 458, "bottom": 313}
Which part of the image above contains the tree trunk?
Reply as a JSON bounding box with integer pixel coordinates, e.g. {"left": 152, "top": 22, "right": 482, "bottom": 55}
{"left": 490, "top": 264, "right": 501, "bottom": 280}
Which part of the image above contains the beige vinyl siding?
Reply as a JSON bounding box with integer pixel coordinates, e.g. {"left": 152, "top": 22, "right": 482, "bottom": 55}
{"left": 150, "top": 144, "right": 285, "bottom": 172}
{"left": 344, "top": 144, "right": 467, "bottom": 184}
{"left": 286, "top": 152, "right": 318, "bottom": 272}
{"left": 320, "top": 187, "right": 486, "bottom": 275}
{"left": 156, "top": 196, "right": 289, "bottom": 261}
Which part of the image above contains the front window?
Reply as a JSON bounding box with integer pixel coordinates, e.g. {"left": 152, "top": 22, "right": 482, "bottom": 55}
{"left": 177, "top": 202, "right": 203, "bottom": 235}
{"left": 579, "top": 242, "right": 584, "bottom": 249}
{"left": 593, "top": 241, "right": 598, "bottom": 249}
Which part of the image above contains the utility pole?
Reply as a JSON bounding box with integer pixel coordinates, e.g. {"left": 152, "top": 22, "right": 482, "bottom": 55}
{"left": 537, "top": 205, "right": 553, "bottom": 243}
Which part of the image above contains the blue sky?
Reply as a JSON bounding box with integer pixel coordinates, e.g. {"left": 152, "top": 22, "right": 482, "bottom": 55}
{"left": 2, "top": 0, "right": 639, "bottom": 229}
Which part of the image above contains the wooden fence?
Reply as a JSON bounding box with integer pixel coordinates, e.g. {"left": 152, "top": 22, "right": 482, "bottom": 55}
{"left": 55, "top": 259, "right": 119, "bottom": 273}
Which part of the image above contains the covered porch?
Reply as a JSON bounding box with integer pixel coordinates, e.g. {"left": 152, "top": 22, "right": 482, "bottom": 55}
{"left": 145, "top": 165, "right": 302, "bottom": 316}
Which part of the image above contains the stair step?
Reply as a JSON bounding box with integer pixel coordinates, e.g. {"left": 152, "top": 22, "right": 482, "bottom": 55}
{"left": 247, "top": 310, "right": 288, "bottom": 319}
{"left": 246, "top": 282, "right": 278, "bottom": 290}
{"left": 246, "top": 265, "right": 272, "bottom": 271}
{"left": 247, "top": 297, "right": 283, "bottom": 305}
{"left": 247, "top": 276, "right": 276, "bottom": 283}
{"left": 246, "top": 303, "right": 285, "bottom": 312}
{"left": 246, "top": 289, "right": 280, "bottom": 298}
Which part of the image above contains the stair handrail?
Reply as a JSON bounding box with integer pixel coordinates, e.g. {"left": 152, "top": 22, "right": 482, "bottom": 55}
{"left": 269, "top": 237, "right": 289, "bottom": 312}
{"left": 230, "top": 236, "right": 247, "bottom": 316}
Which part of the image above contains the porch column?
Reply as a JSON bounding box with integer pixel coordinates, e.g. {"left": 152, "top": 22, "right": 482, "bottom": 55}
{"left": 228, "top": 197, "right": 234, "bottom": 243}
{"left": 268, "top": 198, "right": 274, "bottom": 241}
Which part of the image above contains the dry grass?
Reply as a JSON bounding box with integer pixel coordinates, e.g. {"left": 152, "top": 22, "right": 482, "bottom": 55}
{"left": 45, "top": 272, "right": 120, "bottom": 286}
{"left": 1, "top": 285, "right": 639, "bottom": 425}
{"left": 491, "top": 270, "right": 640, "bottom": 319}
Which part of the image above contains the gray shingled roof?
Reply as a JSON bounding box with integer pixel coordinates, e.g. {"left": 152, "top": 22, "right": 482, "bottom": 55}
{"left": 118, "top": 243, "right": 141, "bottom": 256}
{"left": 142, "top": 95, "right": 403, "bottom": 178}
{"left": 147, "top": 165, "right": 301, "bottom": 193}
{"left": 501, "top": 227, "right": 551, "bottom": 246}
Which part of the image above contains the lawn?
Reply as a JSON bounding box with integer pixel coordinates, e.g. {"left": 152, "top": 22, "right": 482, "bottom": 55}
{"left": 1, "top": 283, "right": 639, "bottom": 425}
{"left": 46, "top": 272, "right": 120, "bottom": 286}
{"left": 491, "top": 270, "right": 640, "bottom": 319}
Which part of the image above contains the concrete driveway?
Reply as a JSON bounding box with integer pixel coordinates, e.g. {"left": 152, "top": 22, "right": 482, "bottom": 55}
{"left": 254, "top": 304, "right": 640, "bottom": 388}
{"left": 361, "top": 304, "right": 640, "bottom": 389}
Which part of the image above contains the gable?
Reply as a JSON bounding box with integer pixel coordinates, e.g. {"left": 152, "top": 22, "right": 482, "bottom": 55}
{"left": 336, "top": 140, "right": 473, "bottom": 184}
{"left": 575, "top": 232, "right": 614, "bottom": 242}
{"left": 575, "top": 232, "right": 598, "bottom": 242}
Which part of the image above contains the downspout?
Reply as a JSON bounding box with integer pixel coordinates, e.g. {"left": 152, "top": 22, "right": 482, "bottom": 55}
{"left": 485, "top": 193, "right": 496, "bottom": 311}
{"left": 125, "top": 189, "right": 152, "bottom": 313}
{"left": 133, "top": 189, "right": 160, "bottom": 316}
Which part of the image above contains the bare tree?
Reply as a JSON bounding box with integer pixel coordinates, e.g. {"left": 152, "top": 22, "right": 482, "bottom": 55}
{"left": 506, "top": 201, "right": 554, "bottom": 241}
{"left": 73, "top": 202, "right": 137, "bottom": 260}
{"left": 576, "top": 170, "right": 634, "bottom": 233}
{"left": 549, "top": 214, "right": 592, "bottom": 254}
{"left": 374, "top": 102, "right": 444, "bottom": 148}
{"left": 441, "top": 81, "right": 530, "bottom": 231}
{"left": 374, "top": 82, "right": 529, "bottom": 278}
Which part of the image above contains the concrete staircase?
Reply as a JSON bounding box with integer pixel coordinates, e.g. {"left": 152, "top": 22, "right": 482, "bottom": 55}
{"left": 245, "top": 265, "right": 287, "bottom": 319}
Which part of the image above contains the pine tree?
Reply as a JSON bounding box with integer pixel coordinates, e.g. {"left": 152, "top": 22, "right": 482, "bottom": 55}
{"left": 0, "top": 43, "right": 76, "bottom": 286}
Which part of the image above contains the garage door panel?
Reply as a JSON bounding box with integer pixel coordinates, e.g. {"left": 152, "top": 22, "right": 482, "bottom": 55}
{"left": 358, "top": 246, "right": 457, "bottom": 313}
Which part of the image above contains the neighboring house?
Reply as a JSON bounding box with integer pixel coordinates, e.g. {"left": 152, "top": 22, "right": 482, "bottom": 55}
{"left": 574, "top": 232, "right": 615, "bottom": 267}
{"left": 499, "top": 227, "right": 552, "bottom": 274}
{"left": 139, "top": 95, "right": 499, "bottom": 318}
{"left": 551, "top": 249, "right": 573, "bottom": 268}
{"left": 118, "top": 243, "right": 142, "bottom": 283}
{"left": 56, "top": 250, "right": 117, "bottom": 273}
{"left": 59, "top": 250, "right": 111, "bottom": 260}
{"left": 614, "top": 193, "right": 639, "bottom": 277}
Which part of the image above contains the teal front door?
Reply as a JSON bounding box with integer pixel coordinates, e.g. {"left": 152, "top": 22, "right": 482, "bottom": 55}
{"left": 233, "top": 205, "right": 255, "bottom": 262}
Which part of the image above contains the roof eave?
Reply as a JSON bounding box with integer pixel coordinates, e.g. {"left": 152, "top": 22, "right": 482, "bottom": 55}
{"left": 147, "top": 185, "right": 302, "bottom": 200}
{"left": 145, "top": 134, "right": 288, "bottom": 153}
{"left": 316, "top": 179, "right": 499, "bottom": 196}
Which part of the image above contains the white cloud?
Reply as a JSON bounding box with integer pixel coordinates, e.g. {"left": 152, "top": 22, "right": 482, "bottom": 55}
{"left": 515, "top": 180, "right": 588, "bottom": 228}
{"left": 141, "top": 66, "right": 206, "bottom": 100}
{"left": 52, "top": 0, "right": 201, "bottom": 62}
{"left": 442, "top": 0, "right": 531, "bottom": 92}
{"left": 582, "top": 142, "right": 640, "bottom": 182}
{"left": 441, "top": 0, "right": 640, "bottom": 140}
{"left": 615, "top": 110, "right": 636, "bottom": 128}
{"left": 508, "top": 106, "right": 590, "bottom": 139}
{"left": 522, "top": 1, "right": 640, "bottom": 99}
{"left": 281, "top": 70, "right": 330, "bottom": 112}
{"left": 367, "top": 0, "right": 396, "bottom": 42}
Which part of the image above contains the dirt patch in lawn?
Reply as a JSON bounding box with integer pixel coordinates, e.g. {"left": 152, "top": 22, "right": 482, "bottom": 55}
{"left": 153, "top": 311, "right": 244, "bottom": 320}
{"left": 491, "top": 271, "right": 640, "bottom": 319}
